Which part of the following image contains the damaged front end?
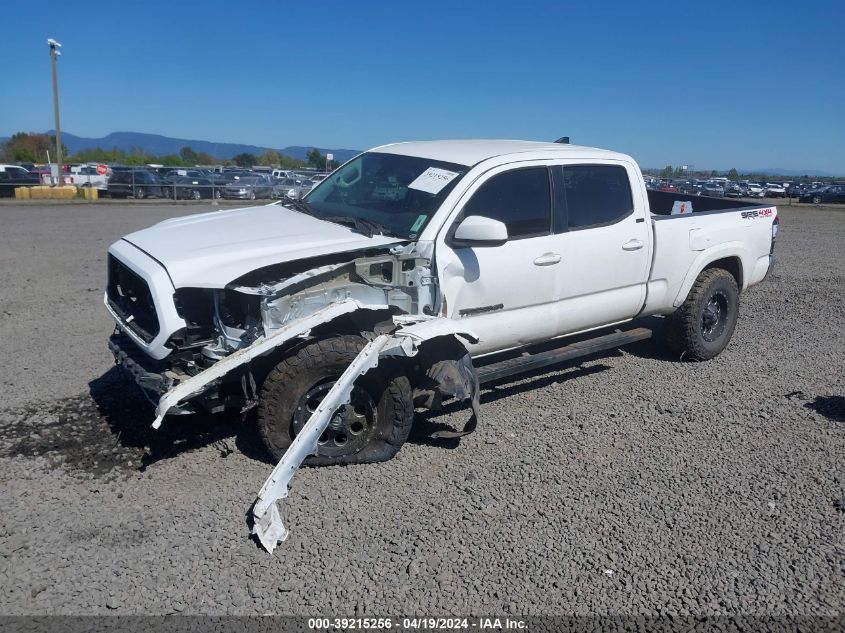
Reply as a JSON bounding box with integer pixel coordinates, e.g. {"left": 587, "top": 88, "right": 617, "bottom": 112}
{"left": 106, "top": 240, "right": 482, "bottom": 551}
{"left": 107, "top": 241, "right": 440, "bottom": 422}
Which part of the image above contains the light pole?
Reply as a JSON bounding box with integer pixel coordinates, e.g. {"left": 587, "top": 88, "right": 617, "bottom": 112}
{"left": 47, "top": 38, "right": 63, "bottom": 185}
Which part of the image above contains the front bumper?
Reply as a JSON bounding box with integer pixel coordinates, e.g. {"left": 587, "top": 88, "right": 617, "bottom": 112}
{"left": 108, "top": 331, "right": 195, "bottom": 414}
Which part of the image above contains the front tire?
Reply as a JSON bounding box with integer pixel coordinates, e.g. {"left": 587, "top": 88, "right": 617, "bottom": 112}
{"left": 134, "top": 187, "right": 145, "bottom": 200}
{"left": 257, "top": 335, "right": 414, "bottom": 466}
{"left": 664, "top": 268, "right": 739, "bottom": 361}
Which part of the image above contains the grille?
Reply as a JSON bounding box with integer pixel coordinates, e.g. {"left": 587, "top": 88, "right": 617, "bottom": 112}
{"left": 106, "top": 254, "right": 160, "bottom": 342}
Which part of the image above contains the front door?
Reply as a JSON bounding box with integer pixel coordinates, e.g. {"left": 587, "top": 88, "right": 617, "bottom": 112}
{"left": 435, "top": 165, "right": 565, "bottom": 355}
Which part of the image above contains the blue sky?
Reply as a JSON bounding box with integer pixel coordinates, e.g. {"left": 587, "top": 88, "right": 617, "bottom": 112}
{"left": 2, "top": 1, "right": 843, "bottom": 173}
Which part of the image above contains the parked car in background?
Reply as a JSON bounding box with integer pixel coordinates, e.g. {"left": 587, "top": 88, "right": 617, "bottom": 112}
{"left": 658, "top": 182, "right": 679, "bottom": 193}
{"left": 745, "top": 183, "right": 765, "bottom": 198}
{"left": 786, "top": 184, "right": 806, "bottom": 198}
{"left": 280, "top": 178, "right": 315, "bottom": 199}
{"left": 679, "top": 182, "right": 703, "bottom": 196}
{"left": 222, "top": 175, "right": 274, "bottom": 200}
{"left": 724, "top": 183, "right": 744, "bottom": 198}
{"left": 0, "top": 164, "right": 41, "bottom": 196}
{"left": 764, "top": 183, "right": 786, "bottom": 198}
{"left": 800, "top": 184, "right": 845, "bottom": 204}
{"left": 159, "top": 169, "right": 213, "bottom": 198}
{"left": 107, "top": 169, "right": 165, "bottom": 199}
{"left": 309, "top": 173, "right": 329, "bottom": 185}
{"left": 700, "top": 183, "right": 725, "bottom": 197}
{"left": 170, "top": 176, "right": 219, "bottom": 200}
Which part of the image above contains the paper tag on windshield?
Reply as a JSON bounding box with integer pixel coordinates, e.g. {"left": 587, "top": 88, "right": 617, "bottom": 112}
{"left": 408, "top": 167, "right": 460, "bottom": 195}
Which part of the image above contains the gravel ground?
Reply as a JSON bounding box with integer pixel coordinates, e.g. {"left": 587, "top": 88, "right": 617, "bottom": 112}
{"left": 0, "top": 201, "right": 843, "bottom": 616}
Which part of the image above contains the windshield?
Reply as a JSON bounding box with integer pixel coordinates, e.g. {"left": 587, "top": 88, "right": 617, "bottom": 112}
{"left": 303, "top": 152, "right": 469, "bottom": 239}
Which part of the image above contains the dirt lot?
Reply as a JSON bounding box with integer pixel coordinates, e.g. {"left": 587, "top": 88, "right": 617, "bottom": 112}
{"left": 0, "top": 200, "right": 843, "bottom": 616}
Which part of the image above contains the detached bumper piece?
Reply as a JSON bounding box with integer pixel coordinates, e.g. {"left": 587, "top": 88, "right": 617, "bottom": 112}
{"left": 251, "top": 315, "right": 479, "bottom": 553}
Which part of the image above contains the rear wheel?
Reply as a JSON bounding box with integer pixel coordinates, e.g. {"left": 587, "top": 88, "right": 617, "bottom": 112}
{"left": 664, "top": 268, "right": 739, "bottom": 361}
{"left": 257, "top": 335, "right": 414, "bottom": 466}
{"left": 134, "top": 187, "right": 145, "bottom": 200}
{"left": 191, "top": 189, "right": 201, "bottom": 200}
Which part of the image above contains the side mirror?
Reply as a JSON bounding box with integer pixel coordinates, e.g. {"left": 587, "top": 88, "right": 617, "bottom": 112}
{"left": 453, "top": 215, "right": 508, "bottom": 246}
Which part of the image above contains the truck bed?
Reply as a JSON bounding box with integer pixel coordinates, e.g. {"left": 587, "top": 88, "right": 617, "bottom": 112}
{"left": 642, "top": 190, "right": 777, "bottom": 316}
{"left": 648, "top": 190, "right": 764, "bottom": 215}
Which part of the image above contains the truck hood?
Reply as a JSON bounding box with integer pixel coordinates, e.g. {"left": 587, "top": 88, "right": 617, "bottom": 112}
{"left": 121, "top": 203, "right": 401, "bottom": 288}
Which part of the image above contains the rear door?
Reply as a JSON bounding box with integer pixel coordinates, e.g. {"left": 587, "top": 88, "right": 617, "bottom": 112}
{"left": 550, "top": 162, "right": 651, "bottom": 333}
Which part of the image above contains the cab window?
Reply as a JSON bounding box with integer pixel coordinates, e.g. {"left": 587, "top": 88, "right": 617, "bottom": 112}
{"left": 554, "top": 165, "right": 633, "bottom": 231}
{"left": 462, "top": 167, "right": 551, "bottom": 239}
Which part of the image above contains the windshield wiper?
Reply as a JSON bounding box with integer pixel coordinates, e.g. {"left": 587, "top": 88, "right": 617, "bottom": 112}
{"left": 282, "top": 198, "right": 397, "bottom": 238}
{"left": 283, "top": 197, "right": 316, "bottom": 216}
{"left": 319, "top": 215, "right": 397, "bottom": 239}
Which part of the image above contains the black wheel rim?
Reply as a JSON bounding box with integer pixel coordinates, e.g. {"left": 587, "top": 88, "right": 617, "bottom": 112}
{"left": 702, "top": 291, "right": 728, "bottom": 342}
{"left": 292, "top": 381, "right": 376, "bottom": 456}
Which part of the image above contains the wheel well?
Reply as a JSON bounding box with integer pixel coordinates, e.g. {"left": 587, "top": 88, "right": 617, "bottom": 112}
{"left": 703, "top": 257, "right": 742, "bottom": 290}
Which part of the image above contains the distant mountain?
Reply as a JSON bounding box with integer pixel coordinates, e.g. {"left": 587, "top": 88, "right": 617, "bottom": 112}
{"left": 0, "top": 131, "right": 360, "bottom": 163}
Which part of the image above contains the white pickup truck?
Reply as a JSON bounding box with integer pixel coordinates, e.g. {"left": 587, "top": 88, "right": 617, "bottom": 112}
{"left": 104, "top": 140, "right": 778, "bottom": 549}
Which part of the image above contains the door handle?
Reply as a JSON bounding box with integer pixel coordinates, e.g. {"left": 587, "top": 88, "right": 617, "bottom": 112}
{"left": 622, "top": 239, "right": 644, "bottom": 251}
{"left": 533, "top": 252, "right": 562, "bottom": 266}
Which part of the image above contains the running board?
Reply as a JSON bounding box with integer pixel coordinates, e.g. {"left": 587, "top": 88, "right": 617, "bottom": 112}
{"left": 476, "top": 327, "right": 652, "bottom": 384}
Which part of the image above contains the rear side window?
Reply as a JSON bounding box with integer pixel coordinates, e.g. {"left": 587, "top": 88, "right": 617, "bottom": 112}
{"left": 463, "top": 167, "right": 551, "bottom": 238}
{"left": 554, "top": 164, "right": 633, "bottom": 231}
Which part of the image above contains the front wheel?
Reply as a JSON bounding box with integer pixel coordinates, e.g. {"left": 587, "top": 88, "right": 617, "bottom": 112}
{"left": 134, "top": 187, "right": 145, "bottom": 200}
{"left": 257, "top": 335, "right": 414, "bottom": 465}
{"left": 664, "top": 268, "right": 739, "bottom": 361}
{"left": 191, "top": 189, "right": 201, "bottom": 200}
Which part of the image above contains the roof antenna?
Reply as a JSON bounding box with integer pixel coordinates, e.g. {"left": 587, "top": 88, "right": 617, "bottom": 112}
{"left": 554, "top": 136, "right": 570, "bottom": 144}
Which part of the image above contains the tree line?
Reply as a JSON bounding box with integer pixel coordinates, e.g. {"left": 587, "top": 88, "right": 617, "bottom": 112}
{"left": 650, "top": 164, "right": 836, "bottom": 183}
{"left": 0, "top": 132, "right": 340, "bottom": 171}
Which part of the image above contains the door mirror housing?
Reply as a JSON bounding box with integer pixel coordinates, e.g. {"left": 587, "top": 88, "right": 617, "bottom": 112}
{"left": 453, "top": 215, "right": 509, "bottom": 246}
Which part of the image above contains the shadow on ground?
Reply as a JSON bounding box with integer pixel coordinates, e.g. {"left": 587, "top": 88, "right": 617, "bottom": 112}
{"left": 0, "top": 332, "right": 679, "bottom": 477}
{"left": 408, "top": 362, "right": 612, "bottom": 448}
{"left": 805, "top": 395, "right": 845, "bottom": 422}
{"left": 0, "top": 367, "right": 268, "bottom": 478}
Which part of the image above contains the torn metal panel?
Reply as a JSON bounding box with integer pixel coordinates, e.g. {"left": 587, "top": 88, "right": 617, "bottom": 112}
{"left": 251, "top": 318, "right": 479, "bottom": 552}
{"left": 151, "top": 299, "right": 377, "bottom": 428}
{"left": 229, "top": 262, "right": 350, "bottom": 296}
{"left": 251, "top": 334, "right": 392, "bottom": 552}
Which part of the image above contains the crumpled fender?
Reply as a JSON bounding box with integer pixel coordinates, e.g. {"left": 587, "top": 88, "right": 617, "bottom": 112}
{"left": 151, "top": 300, "right": 383, "bottom": 428}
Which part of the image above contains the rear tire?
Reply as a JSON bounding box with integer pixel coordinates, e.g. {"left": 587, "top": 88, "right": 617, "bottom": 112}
{"left": 257, "top": 335, "right": 413, "bottom": 466}
{"left": 664, "top": 268, "right": 739, "bottom": 361}
{"left": 134, "top": 187, "right": 145, "bottom": 200}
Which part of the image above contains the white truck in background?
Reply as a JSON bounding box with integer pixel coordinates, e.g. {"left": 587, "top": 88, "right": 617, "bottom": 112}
{"left": 65, "top": 164, "right": 109, "bottom": 191}
{"left": 103, "top": 140, "right": 778, "bottom": 550}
